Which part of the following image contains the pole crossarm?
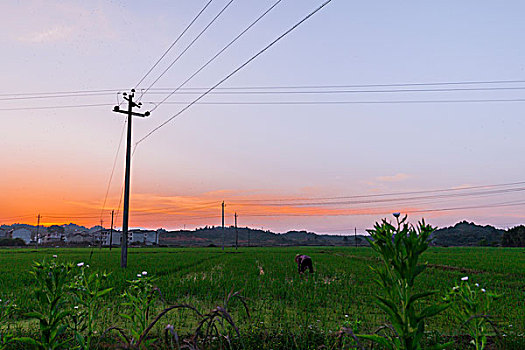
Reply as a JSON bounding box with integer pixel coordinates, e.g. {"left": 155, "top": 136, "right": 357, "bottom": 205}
{"left": 113, "top": 106, "right": 150, "bottom": 117}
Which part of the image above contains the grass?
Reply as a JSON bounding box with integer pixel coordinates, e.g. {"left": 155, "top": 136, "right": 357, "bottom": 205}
{"left": 0, "top": 246, "right": 523, "bottom": 349}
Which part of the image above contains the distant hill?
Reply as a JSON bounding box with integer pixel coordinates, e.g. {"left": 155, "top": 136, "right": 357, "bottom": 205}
{"left": 159, "top": 226, "right": 366, "bottom": 247}
{"left": 430, "top": 221, "right": 504, "bottom": 246}
{"left": 0, "top": 221, "right": 514, "bottom": 247}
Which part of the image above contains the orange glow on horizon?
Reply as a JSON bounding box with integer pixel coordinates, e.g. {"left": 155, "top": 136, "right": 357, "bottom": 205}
{"left": 1, "top": 188, "right": 444, "bottom": 230}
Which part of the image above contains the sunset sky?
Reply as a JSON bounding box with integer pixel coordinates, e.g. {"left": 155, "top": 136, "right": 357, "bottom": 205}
{"left": 2, "top": 1, "right": 525, "bottom": 235}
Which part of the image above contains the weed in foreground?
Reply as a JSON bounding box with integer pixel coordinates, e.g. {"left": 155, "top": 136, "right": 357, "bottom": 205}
{"left": 445, "top": 277, "right": 501, "bottom": 350}
{"left": 357, "top": 215, "right": 451, "bottom": 350}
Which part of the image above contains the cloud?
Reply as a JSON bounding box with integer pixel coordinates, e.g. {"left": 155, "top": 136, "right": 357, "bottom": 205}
{"left": 18, "top": 25, "right": 74, "bottom": 43}
{"left": 376, "top": 173, "right": 411, "bottom": 183}
{"left": 2, "top": 1, "right": 120, "bottom": 44}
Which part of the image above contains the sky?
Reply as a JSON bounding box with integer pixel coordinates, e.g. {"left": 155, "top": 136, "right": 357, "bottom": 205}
{"left": 2, "top": 0, "right": 525, "bottom": 234}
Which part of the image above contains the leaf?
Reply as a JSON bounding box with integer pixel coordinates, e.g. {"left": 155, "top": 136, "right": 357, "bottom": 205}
{"left": 357, "top": 334, "right": 395, "bottom": 350}
{"left": 417, "top": 303, "right": 449, "bottom": 322}
{"left": 96, "top": 288, "right": 113, "bottom": 298}
{"left": 23, "top": 311, "right": 46, "bottom": 321}
{"left": 120, "top": 313, "right": 133, "bottom": 322}
{"left": 408, "top": 290, "right": 437, "bottom": 307}
{"left": 374, "top": 297, "right": 403, "bottom": 329}
{"left": 13, "top": 336, "right": 40, "bottom": 348}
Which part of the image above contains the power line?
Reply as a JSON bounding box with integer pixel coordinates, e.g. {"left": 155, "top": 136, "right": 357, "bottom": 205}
{"left": 0, "top": 92, "right": 113, "bottom": 101}
{"left": 132, "top": 201, "right": 220, "bottom": 214}
{"left": 3, "top": 79, "right": 525, "bottom": 99}
{"left": 231, "top": 200, "right": 525, "bottom": 218}
{"left": 7, "top": 85, "right": 525, "bottom": 100}
{"left": 134, "top": 0, "right": 216, "bottom": 89}
{"left": 231, "top": 187, "right": 525, "bottom": 207}
{"left": 99, "top": 118, "right": 128, "bottom": 221}
{"left": 0, "top": 89, "right": 120, "bottom": 97}
{"left": 146, "top": 85, "right": 525, "bottom": 97}
{"left": 149, "top": 0, "right": 284, "bottom": 112}
{"left": 138, "top": 0, "right": 236, "bottom": 100}
{"left": 229, "top": 180, "right": 525, "bottom": 203}
{"left": 149, "top": 79, "right": 525, "bottom": 90}
{"left": 0, "top": 103, "right": 113, "bottom": 111}
{"left": 135, "top": 0, "right": 334, "bottom": 147}
{"left": 145, "top": 98, "right": 525, "bottom": 106}
{"left": 79, "top": 199, "right": 525, "bottom": 221}
{"left": 4, "top": 98, "right": 525, "bottom": 113}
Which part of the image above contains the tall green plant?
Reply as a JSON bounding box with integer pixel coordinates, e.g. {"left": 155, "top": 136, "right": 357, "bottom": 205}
{"left": 16, "top": 260, "right": 74, "bottom": 350}
{"left": 118, "top": 272, "right": 162, "bottom": 348}
{"left": 70, "top": 264, "right": 112, "bottom": 350}
{"left": 445, "top": 278, "right": 501, "bottom": 350}
{"left": 358, "top": 215, "right": 450, "bottom": 350}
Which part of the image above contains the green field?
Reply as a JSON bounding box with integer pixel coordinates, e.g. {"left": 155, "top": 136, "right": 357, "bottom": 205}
{"left": 0, "top": 246, "right": 524, "bottom": 349}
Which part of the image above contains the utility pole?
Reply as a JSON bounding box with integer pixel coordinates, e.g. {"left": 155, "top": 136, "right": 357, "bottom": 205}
{"left": 221, "top": 201, "right": 225, "bottom": 250}
{"left": 109, "top": 210, "right": 114, "bottom": 251}
{"left": 354, "top": 227, "right": 357, "bottom": 248}
{"left": 35, "top": 214, "right": 41, "bottom": 248}
{"left": 235, "top": 212, "right": 238, "bottom": 250}
{"left": 113, "top": 89, "right": 150, "bottom": 268}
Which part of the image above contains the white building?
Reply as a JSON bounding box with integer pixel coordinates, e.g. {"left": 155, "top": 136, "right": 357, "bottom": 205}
{"left": 129, "top": 230, "right": 159, "bottom": 245}
{"left": 96, "top": 229, "right": 160, "bottom": 246}
{"left": 98, "top": 229, "right": 122, "bottom": 247}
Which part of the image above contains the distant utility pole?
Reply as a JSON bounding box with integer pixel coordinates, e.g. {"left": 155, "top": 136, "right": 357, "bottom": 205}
{"left": 109, "top": 210, "right": 114, "bottom": 251}
{"left": 112, "top": 89, "right": 150, "bottom": 268}
{"left": 35, "top": 214, "right": 41, "bottom": 249}
{"left": 221, "top": 201, "right": 225, "bottom": 251}
{"left": 235, "top": 212, "right": 238, "bottom": 250}
{"left": 354, "top": 227, "right": 357, "bottom": 248}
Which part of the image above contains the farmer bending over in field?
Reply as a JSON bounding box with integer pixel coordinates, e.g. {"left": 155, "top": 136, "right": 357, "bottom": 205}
{"left": 295, "top": 254, "right": 314, "bottom": 274}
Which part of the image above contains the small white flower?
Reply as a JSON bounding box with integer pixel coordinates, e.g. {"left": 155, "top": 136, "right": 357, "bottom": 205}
{"left": 0, "top": 299, "right": 2, "bottom": 303}
{"left": 137, "top": 274, "right": 141, "bottom": 277}
{"left": 53, "top": 255, "right": 58, "bottom": 258}
{"left": 77, "top": 262, "right": 84, "bottom": 267}
{"left": 481, "top": 288, "right": 486, "bottom": 293}
{"left": 142, "top": 271, "right": 147, "bottom": 276}
{"left": 452, "top": 286, "right": 458, "bottom": 291}
{"left": 86, "top": 265, "right": 90, "bottom": 268}
{"left": 461, "top": 276, "right": 468, "bottom": 281}
{"left": 345, "top": 314, "right": 349, "bottom": 318}
{"left": 475, "top": 283, "right": 479, "bottom": 287}
{"left": 74, "top": 306, "right": 79, "bottom": 309}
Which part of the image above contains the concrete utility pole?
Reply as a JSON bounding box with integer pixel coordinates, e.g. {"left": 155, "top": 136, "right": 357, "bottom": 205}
{"left": 109, "top": 210, "right": 114, "bottom": 251}
{"left": 235, "top": 212, "right": 238, "bottom": 250}
{"left": 221, "top": 201, "right": 225, "bottom": 250}
{"left": 354, "top": 227, "right": 357, "bottom": 248}
{"left": 35, "top": 214, "right": 41, "bottom": 248}
{"left": 113, "top": 89, "right": 150, "bottom": 268}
